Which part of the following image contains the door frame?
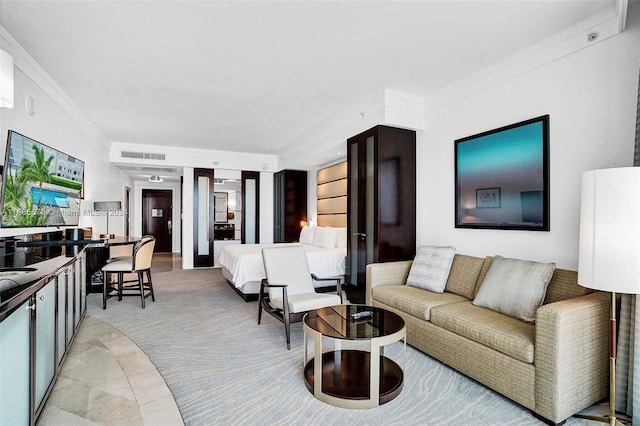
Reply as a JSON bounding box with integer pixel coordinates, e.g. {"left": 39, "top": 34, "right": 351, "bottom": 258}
{"left": 241, "top": 171, "right": 260, "bottom": 244}
{"left": 124, "top": 186, "right": 131, "bottom": 237}
{"left": 142, "top": 188, "right": 174, "bottom": 253}
{"left": 193, "top": 168, "right": 215, "bottom": 267}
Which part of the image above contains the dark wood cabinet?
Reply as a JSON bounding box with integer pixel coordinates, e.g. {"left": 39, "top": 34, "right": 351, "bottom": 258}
{"left": 274, "top": 170, "right": 307, "bottom": 243}
{"left": 346, "top": 125, "right": 416, "bottom": 303}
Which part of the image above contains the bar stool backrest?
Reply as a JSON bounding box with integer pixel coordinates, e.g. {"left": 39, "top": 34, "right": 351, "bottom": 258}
{"left": 133, "top": 236, "right": 156, "bottom": 271}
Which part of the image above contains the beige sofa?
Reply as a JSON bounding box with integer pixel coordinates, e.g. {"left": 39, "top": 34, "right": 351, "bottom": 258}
{"left": 366, "top": 254, "right": 610, "bottom": 425}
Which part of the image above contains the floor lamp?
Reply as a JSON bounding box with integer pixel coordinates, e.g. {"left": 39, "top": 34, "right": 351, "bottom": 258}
{"left": 577, "top": 167, "right": 640, "bottom": 426}
{"left": 94, "top": 201, "right": 122, "bottom": 239}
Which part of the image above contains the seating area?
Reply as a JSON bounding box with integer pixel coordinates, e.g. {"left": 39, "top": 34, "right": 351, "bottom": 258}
{"left": 102, "top": 236, "right": 157, "bottom": 309}
{"left": 366, "top": 248, "right": 610, "bottom": 424}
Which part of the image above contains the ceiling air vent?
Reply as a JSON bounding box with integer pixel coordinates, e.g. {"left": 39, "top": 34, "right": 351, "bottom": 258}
{"left": 141, "top": 166, "right": 177, "bottom": 173}
{"left": 120, "top": 150, "right": 166, "bottom": 161}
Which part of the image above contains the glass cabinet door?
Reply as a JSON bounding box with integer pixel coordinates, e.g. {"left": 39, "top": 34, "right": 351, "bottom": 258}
{"left": 57, "top": 272, "right": 67, "bottom": 365}
{"left": 35, "top": 279, "right": 56, "bottom": 410}
{"left": 0, "top": 300, "right": 31, "bottom": 425}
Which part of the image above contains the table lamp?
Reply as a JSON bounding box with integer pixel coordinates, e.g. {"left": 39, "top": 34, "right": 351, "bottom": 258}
{"left": 93, "top": 201, "right": 122, "bottom": 239}
{"left": 577, "top": 167, "right": 640, "bottom": 425}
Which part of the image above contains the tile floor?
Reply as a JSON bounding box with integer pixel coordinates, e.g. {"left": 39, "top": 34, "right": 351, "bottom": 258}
{"left": 37, "top": 254, "right": 184, "bottom": 426}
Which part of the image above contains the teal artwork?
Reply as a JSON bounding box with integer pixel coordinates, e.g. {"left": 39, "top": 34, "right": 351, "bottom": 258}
{"left": 455, "top": 115, "right": 549, "bottom": 230}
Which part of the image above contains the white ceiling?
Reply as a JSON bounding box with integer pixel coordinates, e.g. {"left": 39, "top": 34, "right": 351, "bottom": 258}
{"left": 1, "top": 0, "right": 618, "bottom": 179}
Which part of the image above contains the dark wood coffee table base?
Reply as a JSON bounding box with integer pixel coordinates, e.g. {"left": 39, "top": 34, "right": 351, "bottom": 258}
{"left": 303, "top": 350, "right": 403, "bottom": 405}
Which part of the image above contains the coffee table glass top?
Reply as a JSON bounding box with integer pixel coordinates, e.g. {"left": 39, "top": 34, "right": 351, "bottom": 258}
{"left": 304, "top": 305, "right": 404, "bottom": 340}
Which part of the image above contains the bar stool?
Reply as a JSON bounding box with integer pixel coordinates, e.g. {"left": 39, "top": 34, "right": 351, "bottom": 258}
{"left": 102, "top": 236, "right": 156, "bottom": 309}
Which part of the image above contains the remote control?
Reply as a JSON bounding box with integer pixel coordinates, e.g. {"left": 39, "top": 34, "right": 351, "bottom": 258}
{"left": 351, "top": 310, "right": 373, "bottom": 320}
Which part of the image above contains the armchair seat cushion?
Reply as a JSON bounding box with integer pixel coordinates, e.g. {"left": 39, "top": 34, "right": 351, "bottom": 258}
{"left": 431, "top": 301, "right": 535, "bottom": 364}
{"left": 372, "top": 285, "right": 467, "bottom": 321}
{"left": 270, "top": 292, "right": 341, "bottom": 313}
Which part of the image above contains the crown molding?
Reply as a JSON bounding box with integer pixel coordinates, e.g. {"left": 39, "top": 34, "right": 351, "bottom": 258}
{"left": 0, "top": 26, "right": 110, "bottom": 148}
{"left": 425, "top": 1, "right": 628, "bottom": 111}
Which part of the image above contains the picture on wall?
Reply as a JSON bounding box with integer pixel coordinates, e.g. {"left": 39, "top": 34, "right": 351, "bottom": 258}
{"left": 455, "top": 115, "right": 549, "bottom": 231}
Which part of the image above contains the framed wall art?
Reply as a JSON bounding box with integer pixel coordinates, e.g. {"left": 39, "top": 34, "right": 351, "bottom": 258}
{"left": 454, "top": 115, "right": 550, "bottom": 231}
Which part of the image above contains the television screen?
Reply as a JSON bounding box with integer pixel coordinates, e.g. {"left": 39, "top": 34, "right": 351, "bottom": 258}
{"left": 454, "top": 115, "right": 549, "bottom": 231}
{"left": 1, "top": 131, "right": 84, "bottom": 227}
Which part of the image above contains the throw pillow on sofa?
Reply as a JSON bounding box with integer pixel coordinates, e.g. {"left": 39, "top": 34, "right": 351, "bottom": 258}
{"left": 472, "top": 255, "right": 555, "bottom": 323}
{"left": 406, "top": 246, "right": 456, "bottom": 293}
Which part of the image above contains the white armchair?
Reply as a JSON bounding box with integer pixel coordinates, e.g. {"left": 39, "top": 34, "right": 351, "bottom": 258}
{"left": 258, "top": 245, "right": 342, "bottom": 349}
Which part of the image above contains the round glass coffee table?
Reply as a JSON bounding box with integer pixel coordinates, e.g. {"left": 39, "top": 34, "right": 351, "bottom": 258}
{"left": 303, "top": 305, "right": 406, "bottom": 409}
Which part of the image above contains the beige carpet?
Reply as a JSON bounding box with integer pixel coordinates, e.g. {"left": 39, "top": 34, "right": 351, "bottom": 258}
{"left": 87, "top": 267, "right": 597, "bottom": 425}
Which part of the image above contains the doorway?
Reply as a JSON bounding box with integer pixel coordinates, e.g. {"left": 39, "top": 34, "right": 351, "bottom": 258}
{"left": 142, "top": 189, "right": 173, "bottom": 253}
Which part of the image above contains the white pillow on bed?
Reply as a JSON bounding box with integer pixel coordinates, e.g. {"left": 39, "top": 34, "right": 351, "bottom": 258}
{"left": 336, "top": 227, "right": 347, "bottom": 248}
{"left": 299, "top": 226, "right": 316, "bottom": 245}
{"left": 313, "top": 227, "right": 338, "bottom": 249}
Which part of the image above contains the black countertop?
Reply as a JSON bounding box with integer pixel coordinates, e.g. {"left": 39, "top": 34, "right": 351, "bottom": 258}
{"left": 0, "top": 229, "right": 100, "bottom": 321}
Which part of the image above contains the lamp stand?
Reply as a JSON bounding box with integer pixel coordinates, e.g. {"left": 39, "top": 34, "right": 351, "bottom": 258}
{"left": 99, "top": 211, "right": 114, "bottom": 240}
{"left": 575, "top": 292, "right": 628, "bottom": 426}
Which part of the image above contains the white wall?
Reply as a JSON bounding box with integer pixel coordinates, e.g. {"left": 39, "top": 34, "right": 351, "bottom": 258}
{"left": 0, "top": 67, "right": 130, "bottom": 238}
{"left": 417, "top": 7, "right": 640, "bottom": 269}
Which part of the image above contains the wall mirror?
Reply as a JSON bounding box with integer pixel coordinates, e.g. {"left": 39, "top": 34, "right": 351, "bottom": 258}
{"left": 214, "top": 192, "right": 228, "bottom": 223}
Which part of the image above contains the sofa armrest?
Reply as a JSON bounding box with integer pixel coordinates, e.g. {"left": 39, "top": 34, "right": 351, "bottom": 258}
{"left": 365, "top": 260, "right": 413, "bottom": 305}
{"left": 534, "top": 291, "right": 609, "bottom": 423}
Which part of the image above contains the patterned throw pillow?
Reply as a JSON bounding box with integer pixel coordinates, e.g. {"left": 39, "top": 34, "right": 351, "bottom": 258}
{"left": 472, "top": 255, "right": 556, "bottom": 323}
{"left": 406, "top": 246, "right": 456, "bottom": 293}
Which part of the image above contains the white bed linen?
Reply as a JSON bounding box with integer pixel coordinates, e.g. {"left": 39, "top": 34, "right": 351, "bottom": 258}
{"left": 217, "top": 243, "right": 346, "bottom": 289}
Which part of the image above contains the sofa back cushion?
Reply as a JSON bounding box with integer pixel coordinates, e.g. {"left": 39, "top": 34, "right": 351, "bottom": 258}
{"left": 444, "top": 254, "right": 485, "bottom": 300}
{"left": 543, "top": 268, "right": 591, "bottom": 304}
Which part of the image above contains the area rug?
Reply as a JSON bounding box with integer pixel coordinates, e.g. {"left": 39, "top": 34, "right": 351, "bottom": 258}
{"left": 87, "top": 267, "right": 571, "bottom": 425}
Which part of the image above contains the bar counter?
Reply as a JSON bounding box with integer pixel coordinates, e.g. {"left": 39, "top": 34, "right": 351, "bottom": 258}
{"left": 0, "top": 228, "right": 117, "bottom": 425}
{"left": 0, "top": 229, "right": 126, "bottom": 322}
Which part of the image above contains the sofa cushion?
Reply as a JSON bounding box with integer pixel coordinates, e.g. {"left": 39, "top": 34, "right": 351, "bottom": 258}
{"left": 472, "top": 256, "right": 555, "bottom": 323}
{"left": 406, "top": 246, "right": 456, "bottom": 293}
{"left": 443, "top": 254, "right": 485, "bottom": 300}
{"left": 431, "top": 301, "right": 535, "bottom": 364}
{"left": 372, "top": 285, "right": 467, "bottom": 321}
{"left": 543, "top": 268, "right": 591, "bottom": 304}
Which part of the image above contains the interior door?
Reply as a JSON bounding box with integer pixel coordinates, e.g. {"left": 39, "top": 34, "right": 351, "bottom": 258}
{"left": 142, "top": 189, "right": 173, "bottom": 253}
{"left": 241, "top": 171, "right": 260, "bottom": 244}
{"left": 347, "top": 131, "right": 375, "bottom": 303}
{"left": 193, "top": 169, "right": 214, "bottom": 267}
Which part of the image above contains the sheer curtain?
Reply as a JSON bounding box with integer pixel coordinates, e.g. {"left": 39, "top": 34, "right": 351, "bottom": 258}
{"left": 615, "top": 71, "right": 640, "bottom": 418}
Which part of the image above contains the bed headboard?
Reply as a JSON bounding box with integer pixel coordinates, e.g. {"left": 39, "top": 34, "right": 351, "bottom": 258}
{"left": 316, "top": 161, "right": 347, "bottom": 227}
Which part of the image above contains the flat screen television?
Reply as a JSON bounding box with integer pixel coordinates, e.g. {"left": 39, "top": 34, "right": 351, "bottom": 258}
{"left": 0, "top": 131, "right": 84, "bottom": 227}
{"left": 454, "top": 115, "right": 550, "bottom": 231}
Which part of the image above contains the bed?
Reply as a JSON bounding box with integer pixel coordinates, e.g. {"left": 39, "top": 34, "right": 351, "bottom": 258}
{"left": 218, "top": 226, "right": 346, "bottom": 301}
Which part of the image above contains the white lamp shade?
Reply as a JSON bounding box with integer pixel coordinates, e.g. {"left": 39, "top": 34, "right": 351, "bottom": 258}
{"left": 578, "top": 167, "right": 640, "bottom": 294}
{"left": 0, "top": 49, "right": 14, "bottom": 109}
